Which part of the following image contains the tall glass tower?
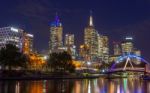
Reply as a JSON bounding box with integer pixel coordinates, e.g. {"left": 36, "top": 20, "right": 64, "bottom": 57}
{"left": 84, "top": 12, "right": 98, "bottom": 60}
{"left": 49, "top": 15, "right": 63, "bottom": 53}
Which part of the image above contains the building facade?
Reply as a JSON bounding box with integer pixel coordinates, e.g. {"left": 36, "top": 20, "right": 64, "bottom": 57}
{"left": 0, "top": 27, "right": 24, "bottom": 51}
{"left": 65, "top": 34, "right": 74, "bottom": 46}
{"left": 84, "top": 14, "right": 99, "bottom": 60}
{"left": 65, "top": 34, "right": 76, "bottom": 59}
{"left": 49, "top": 15, "right": 63, "bottom": 53}
{"left": 113, "top": 42, "right": 121, "bottom": 56}
{"left": 98, "top": 35, "right": 109, "bottom": 63}
{"left": 0, "top": 26, "right": 34, "bottom": 54}
{"left": 121, "top": 37, "right": 134, "bottom": 55}
{"left": 23, "top": 33, "right": 34, "bottom": 54}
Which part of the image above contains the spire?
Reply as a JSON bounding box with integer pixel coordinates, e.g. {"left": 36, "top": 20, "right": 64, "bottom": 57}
{"left": 89, "top": 10, "right": 94, "bottom": 26}
{"left": 55, "top": 12, "right": 59, "bottom": 23}
{"left": 50, "top": 12, "right": 62, "bottom": 27}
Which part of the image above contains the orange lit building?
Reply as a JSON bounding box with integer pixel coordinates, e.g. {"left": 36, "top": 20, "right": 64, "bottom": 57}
{"left": 79, "top": 44, "right": 90, "bottom": 61}
{"left": 23, "top": 32, "right": 34, "bottom": 54}
{"left": 28, "top": 53, "right": 46, "bottom": 70}
{"left": 22, "top": 32, "right": 46, "bottom": 70}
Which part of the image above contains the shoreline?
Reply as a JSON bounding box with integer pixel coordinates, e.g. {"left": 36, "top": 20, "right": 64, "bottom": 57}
{"left": 0, "top": 75, "right": 100, "bottom": 80}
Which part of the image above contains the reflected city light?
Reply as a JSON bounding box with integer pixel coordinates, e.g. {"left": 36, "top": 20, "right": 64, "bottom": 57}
{"left": 0, "top": 78, "right": 150, "bottom": 93}
{"left": 15, "top": 82, "right": 20, "bottom": 93}
{"left": 88, "top": 81, "right": 91, "bottom": 93}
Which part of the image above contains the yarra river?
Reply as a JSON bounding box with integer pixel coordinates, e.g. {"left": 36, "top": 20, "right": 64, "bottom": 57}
{"left": 0, "top": 78, "right": 150, "bottom": 93}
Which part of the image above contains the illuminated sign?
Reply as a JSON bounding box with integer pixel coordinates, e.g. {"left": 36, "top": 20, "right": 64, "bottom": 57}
{"left": 27, "top": 34, "right": 33, "bottom": 37}
{"left": 125, "top": 37, "right": 133, "bottom": 40}
{"left": 11, "top": 27, "right": 19, "bottom": 32}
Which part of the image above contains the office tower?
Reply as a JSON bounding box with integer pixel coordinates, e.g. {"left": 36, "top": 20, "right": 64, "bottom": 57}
{"left": 121, "top": 37, "right": 134, "bottom": 55}
{"left": 113, "top": 42, "right": 121, "bottom": 56}
{"left": 65, "top": 34, "right": 74, "bottom": 46}
{"left": 0, "top": 27, "right": 24, "bottom": 51}
{"left": 23, "top": 33, "right": 34, "bottom": 54}
{"left": 84, "top": 13, "right": 98, "bottom": 59}
{"left": 49, "top": 15, "right": 63, "bottom": 53}
{"left": 97, "top": 34, "right": 109, "bottom": 63}
{"left": 65, "top": 34, "right": 76, "bottom": 59}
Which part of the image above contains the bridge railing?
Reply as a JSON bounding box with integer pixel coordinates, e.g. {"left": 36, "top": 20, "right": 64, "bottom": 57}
{"left": 110, "top": 67, "right": 145, "bottom": 72}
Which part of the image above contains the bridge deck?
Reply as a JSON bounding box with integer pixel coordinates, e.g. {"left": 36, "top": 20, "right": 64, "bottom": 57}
{"left": 108, "top": 67, "right": 145, "bottom": 73}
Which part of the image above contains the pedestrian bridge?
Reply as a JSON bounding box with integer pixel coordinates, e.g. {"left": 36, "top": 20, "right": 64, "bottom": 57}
{"left": 108, "top": 54, "right": 150, "bottom": 74}
{"left": 108, "top": 67, "right": 145, "bottom": 73}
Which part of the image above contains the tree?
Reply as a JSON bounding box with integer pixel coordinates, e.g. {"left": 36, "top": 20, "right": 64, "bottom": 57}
{"left": 0, "top": 44, "right": 27, "bottom": 70}
{"left": 48, "top": 51, "right": 75, "bottom": 73}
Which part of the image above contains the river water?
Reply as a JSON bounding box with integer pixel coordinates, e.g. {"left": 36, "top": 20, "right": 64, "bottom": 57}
{"left": 0, "top": 78, "right": 150, "bottom": 93}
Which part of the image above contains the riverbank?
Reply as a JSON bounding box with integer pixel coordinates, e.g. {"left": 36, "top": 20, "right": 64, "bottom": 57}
{"left": 0, "top": 72, "right": 100, "bottom": 80}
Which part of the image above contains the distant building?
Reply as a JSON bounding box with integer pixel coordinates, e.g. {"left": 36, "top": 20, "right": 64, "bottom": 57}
{"left": 79, "top": 44, "right": 90, "bottom": 61}
{"left": 23, "top": 32, "right": 34, "bottom": 54}
{"left": 0, "top": 26, "right": 34, "bottom": 54}
{"left": 121, "top": 36, "right": 134, "bottom": 55}
{"left": 65, "top": 34, "right": 76, "bottom": 59}
{"left": 133, "top": 49, "right": 141, "bottom": 64}
{"left": 110, "top": 36, "right": 142, "bottom": 64}
{"left": 49, "top": 15, "right": 63, "bottom": 53}
{"left": 0, "top": 27, "right": 24, "bottom": 51}
{"left": 108, "top": 42, "right": 121, "bottom": 63}
{"left": 84, "top": 13, "right": 98, "bottom": 60}
{"left": 65, "top": 34, "right": 74, "bottom": 46}
{"left": 98, "top": 35, "right": 109, "bottom": 63}
{"left": 83, "top": 12, "right": 109, "bottom": 63}
{"left": 113, "top": 42, "right": 121, "bottom": 56}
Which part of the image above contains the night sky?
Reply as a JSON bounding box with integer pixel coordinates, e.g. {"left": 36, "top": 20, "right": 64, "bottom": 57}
{"left": 0, "top": 0, "right": 150, "bottom": 61}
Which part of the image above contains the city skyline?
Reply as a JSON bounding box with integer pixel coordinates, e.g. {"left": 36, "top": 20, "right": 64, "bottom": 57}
{"left": 0, "top": 0, "right": 150, "bottom": 61}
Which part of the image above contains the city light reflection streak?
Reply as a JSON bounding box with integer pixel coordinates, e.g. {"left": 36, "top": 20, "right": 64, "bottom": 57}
{"left": 117, "top": 85, "right": 120, "bottom": 93}
{"left": 88, "top": 81, "right": 91, "bottom": 93}
{"left": 15, "top": 82, "right": 20, "bottom": 93}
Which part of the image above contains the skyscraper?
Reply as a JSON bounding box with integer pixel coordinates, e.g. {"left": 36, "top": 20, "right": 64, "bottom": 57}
{"left": 23, "top": 32, "right": 34, "bottom": 54}
{"left": 121, "top": 37, "right": 134, "bottom": 55}
{"left": 49, "top": 15, "right": 63, "bottom": 53}
{"left": 65, "top": 34, "right": 76, "bottom": 59}
{"left": 0, "top": 27, "right": 24, "bottom": 51}
{"left": 98, "top": 35, "right": 109, "bottom": 63}
{"left": 84, "top": 13, "right": 98, "bottom": 60}
{"left": 65, "top": 34, "right": 74, "bottom": 46}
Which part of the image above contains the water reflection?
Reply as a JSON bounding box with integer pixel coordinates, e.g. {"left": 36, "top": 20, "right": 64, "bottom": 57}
{"left": 0, "top": 78, "right": 150, "bottom": 93}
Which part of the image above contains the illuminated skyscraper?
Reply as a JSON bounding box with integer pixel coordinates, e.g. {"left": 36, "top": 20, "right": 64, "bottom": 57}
{"left": 65, "top": 34, "right": 76, "bottom": 59}
{"left": 0, "top": 27, "right": 24, "bottom": 51}
{"left": 121, "top": 37, "right": 134, "bottom": 55}
{"left": 23, "top": 33, "right": 34, "bottom": 54}
{"left": 98, "top": 35, "right": 109, "bottom": 63}
{"left": 84, "top": 13, "right": 98, "bottom": 59}
{"left": 49, "top": 15, "right": 63, "bottom": 53}
{"left": 65, "top": 34, "right": 74, "bottom": 46}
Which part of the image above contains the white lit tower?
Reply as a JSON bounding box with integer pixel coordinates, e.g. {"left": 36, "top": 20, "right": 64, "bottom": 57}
{"left": 84, "top": 12, "right": 98, "bottom": 60}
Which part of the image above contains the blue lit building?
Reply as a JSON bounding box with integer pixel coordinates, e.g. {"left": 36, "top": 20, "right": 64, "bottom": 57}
{"left": 49, "top": 15, "right": 63, "bottom": 53}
